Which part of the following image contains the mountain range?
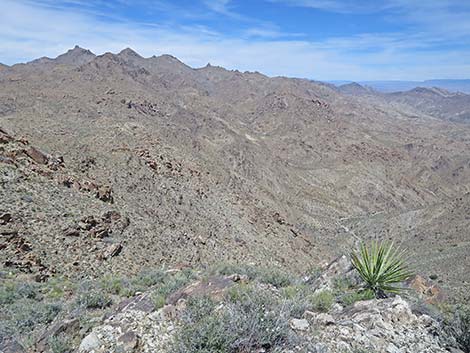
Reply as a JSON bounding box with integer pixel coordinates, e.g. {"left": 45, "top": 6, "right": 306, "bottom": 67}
{"left": 1, "top": 46, "right": 469, "bottom": 302}
{"left": 332, "top": 79, "right": 470, "bottom": 94}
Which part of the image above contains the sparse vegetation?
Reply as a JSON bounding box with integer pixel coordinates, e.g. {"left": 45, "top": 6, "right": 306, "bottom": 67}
{"left": 0, "top": 267, "right": 195, "bottom": 348}
{"left": 75, "top": 289, "right": 112, "bottom": 309}
{"left": 351, "top": 242, "right": 413, "bottom": 298}
{"left": 48, "top": 335, "right": 72, "bottom": 353}
{"left": 340, "top": 289, "right": 375, "bottom": 306}
{"left": 213, "top": 263, "right": 293, "bottom": 288}
{"left": 171, "top": 284, "right": 298, "bottom": 353}
{"left": 309, "top": 290, "right": 334, "bottom": 312}
{"left": 444, "top": 305, "right": 470, "bottom": 353}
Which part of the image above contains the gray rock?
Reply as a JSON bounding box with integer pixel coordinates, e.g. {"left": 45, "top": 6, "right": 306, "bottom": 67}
{"left": 289, "top": 318, "right": 309, "bottom": 331}
{"left": 79, "top": 332, "right": 101, "bottom": 352}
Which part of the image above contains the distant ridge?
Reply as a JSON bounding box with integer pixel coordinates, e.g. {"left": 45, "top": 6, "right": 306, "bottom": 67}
{"left": 337, "top": 82, "right": 376, "bottom": 95}
{"left": 333, "top": 79, "right": 470, "bottom": 94}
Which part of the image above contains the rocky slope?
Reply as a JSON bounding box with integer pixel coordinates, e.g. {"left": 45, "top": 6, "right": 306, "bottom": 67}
{"left": 337, "top": 82, "right": 470, "bottom": 123}
{"left": 1, "top": 47, "right": 470, "bottom": 301}
{"left": 45, "top": 258, "right": 470, "bottom": 352}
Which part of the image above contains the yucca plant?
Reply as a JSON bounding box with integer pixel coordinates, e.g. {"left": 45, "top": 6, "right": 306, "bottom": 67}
{"left": 351, "top": 241, "right": 413, "bottom": 298}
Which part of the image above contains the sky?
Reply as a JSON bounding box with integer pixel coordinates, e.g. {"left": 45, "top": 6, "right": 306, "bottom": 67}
{"left": 1, "top": 0, "right": 470, "bottom": 81}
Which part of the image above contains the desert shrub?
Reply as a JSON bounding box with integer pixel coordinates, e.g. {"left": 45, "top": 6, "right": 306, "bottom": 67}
{"left": 171, "top": 285, "right": 297, "bottom": 353}
{"left": 213, "top": 263, "right": 293, "bottom": 288}
{"left": 0, "top": 279, "right": 63, "bottom": 340}
{"left": 333, "top": 276, "right": 355, "bottom": 293}
{"left": 0, "top": 281, "right": 39, "bottom": 305}
{"left": 309, "top": 290, "right": 334, "bottom": 313}
{"left": 340, "top": 289, "right": 375, "bottom": 306}
{"left": 75, "top": 290, "right": 112, "bottom": 309}
{"left": 280, "top": 284, "right": 312, "bottom": 318}
{"left": 444, "top": 306, "right": 470, "bottom": 353}
{"left": 151, "top": 293, "right": 166, "bottom": 309}
{"left": 48, "top": 335, "right": 72, "bottom": 353}
{"left": 351, "top": 242, "right": 413, "bottom": 298}
{"left": 1, "top": 298, "right": 62, "bottom": 337}
{"left": 44, "top": 276, "right": 75, "bottom": 300}
{"left": 99, "top": 275, "right": 128, "bottom": 296}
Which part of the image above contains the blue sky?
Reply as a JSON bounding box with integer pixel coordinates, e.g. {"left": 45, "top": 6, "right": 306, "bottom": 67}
{"left": 1, "top": 0, "right": 470, "bottom": 80}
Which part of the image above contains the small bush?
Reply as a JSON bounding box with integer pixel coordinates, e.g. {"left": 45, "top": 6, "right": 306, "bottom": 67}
{"left": 340, "top": 289, "right": 375, "bottom": 306}
{"left": 100, "top": 275, "right": 128, "bottom": 296}
{"left": 445, "top": 306, "right": 470, "bottom": 353}
{"left": 333, "top": 277, "right": 354, "bottom": 293}
{"left": 49, "top": 335, "right": 72, "bottom": 353}
{"left": 75, "top": 290, "right": 112, "bottom": 309}
{"left": 171, "top": 285, "right": 297, "bottom": 353}
{"left": 309, "top": 290, "right": 334, "bottom": 313}
{"left": 0, "top": 281, "right": 39, "bottom": 305}
{"left": 213, "top": 263, "right": 293, "bottom": 288}
{"left": 2, "top": 299, "right": 62, "bottom": 336}
{"left": 151, "top": 293, "right": 166, "bottom": 309}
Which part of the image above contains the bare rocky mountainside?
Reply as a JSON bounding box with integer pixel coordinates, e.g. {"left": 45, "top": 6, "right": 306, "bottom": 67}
{"left": 1, "top": 46, "right": 470, "bottom": 352}
{"left": 338, "top": 82, "right": 470, "bottom": 123}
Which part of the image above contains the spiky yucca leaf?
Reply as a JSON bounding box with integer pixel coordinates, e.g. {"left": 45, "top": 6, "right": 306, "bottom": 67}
{"left": 351, "top": 241, "right": 413, "bottom": 297}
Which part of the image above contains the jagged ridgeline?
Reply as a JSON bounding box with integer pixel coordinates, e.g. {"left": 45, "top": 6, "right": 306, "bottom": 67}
{"left": 0, "top": 47, "right": 470, "bottom": 352}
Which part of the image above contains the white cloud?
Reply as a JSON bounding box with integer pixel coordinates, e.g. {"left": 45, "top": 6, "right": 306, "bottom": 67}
{"left": 0, "top": 0, "right": 470, "bottom": 80}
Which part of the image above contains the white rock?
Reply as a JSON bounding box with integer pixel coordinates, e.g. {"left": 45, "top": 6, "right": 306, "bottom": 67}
{"left": 315, "top": 313, "right": 335, "bottom": 325}
{"left": 289, "top": 318, "right": 309, "bottom": 331}
{"left": 79, "top": 332, "right": 101, "bottom": 352}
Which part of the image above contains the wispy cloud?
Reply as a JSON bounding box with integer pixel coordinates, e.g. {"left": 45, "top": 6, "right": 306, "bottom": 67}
{"left": 270, "top": 0, "right": 392, "bottom": 13}
{"left": 0, "top": 0, "right": 470, "bottom": 80}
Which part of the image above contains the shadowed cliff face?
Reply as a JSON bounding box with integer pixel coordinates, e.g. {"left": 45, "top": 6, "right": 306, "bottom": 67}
{"left": 0, "top": 47, "right": 469, "bottom": 299}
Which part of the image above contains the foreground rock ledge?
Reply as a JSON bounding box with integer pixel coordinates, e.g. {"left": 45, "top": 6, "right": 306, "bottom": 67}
{"left": 77, "top": 291, "right": 451, "bottom": 353}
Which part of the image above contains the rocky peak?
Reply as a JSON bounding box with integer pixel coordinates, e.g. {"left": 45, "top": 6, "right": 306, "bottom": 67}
{"left": 338, "top": 82, "right": 375, "bottom": 95}
{"left": 55, "top": 45, "right": 96, "bottom": 66}
{"left": 408, "top": 86, "right": 455, "bottom": 97}
{"left": 118, "top": 47, "right": 143, "bottom": 59}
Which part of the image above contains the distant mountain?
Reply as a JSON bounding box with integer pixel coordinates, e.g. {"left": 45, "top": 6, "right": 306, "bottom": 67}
{"left": 359, "top": 79, "right": 470, "bottom": 94}
{"left": 54, "top": 45, "right": 96, "bottom": 66}
{"left": 20, "top": 45, "right": 96, "bottom": 67}
{"left": 333, "top": 82, "right": 470, "bottom": 123}
{"left": 337, "top": 82, "right": 376, "bottom": 96}
{"left": 0, "top": 63, "right": 8, "bottom": 70}
{"left": 385, "top": 86, "right": 470, "bottom": 123}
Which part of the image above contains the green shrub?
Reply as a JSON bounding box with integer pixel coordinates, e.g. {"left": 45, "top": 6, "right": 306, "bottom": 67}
{"left": 340, "top": 289, "right": 375, "bottom": 306}
{"left": 0, "top": 281, "right": 38, "bottom": 305}
{"left": 213, "top": 263, "right": 293, "bottom": 288}
{"left": 151, "top": 293, "right": 166, "bottom": 309}
{"left": 351, "top": 242, "right": 413, "bottom": 298}
{"left": 309, "top": 290, "right": 334, "bottom": 313}
{"left": 333, "top": 277, "right": 354, "bottom": 293}
{"left": 75, "top": 290, "right": 112, "bottom": 309}
{"left": 44, "top": 277, "right": 74, "bottom": 300}
{"left": 171, "top": 285, "right": 296, "bottom": 353}
{"left": 445, "top": 306, "right": 470, "bottom": 353}
{"left": 2, "top": 299, "right": 62, "bottom": 336}
{"left": 49, "top": 335, "right": 72, "bottom": 353}
{"left": 100, "top": 275, "right": 128, "bottom": 296}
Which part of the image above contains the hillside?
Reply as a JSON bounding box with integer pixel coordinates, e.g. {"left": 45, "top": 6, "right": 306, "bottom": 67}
{"left": 1, "top": 47, "right": 470, "bottom": 303}
{"left": 336, "top": 82, "right": 470, "bottom": 123}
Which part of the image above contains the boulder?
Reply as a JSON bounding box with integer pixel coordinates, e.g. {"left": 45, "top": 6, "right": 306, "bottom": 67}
{"left": 166, "top": 275, "right": 236, "bottom": 305}
{"left": 25, "top": 146, "right": 48, "bottom": 164}
{"left": 36, "top": 318, "right": 80, "bottom": 352}
{"left": 79, "top": 332, "right": 101, "bottom": 352}
{"left": 289, "top": 318, "right": 309, "bottom": 331}
{"left": 100, "top": 243, "right": 122, "bottom": 260}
